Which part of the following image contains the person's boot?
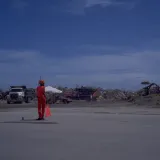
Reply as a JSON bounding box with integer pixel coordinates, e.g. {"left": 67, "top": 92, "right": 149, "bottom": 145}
{"left": 36, "top": 117, "right": 41, "bottom": 120}
{"left": 41, "top": 117, "right": 45, "bottom": 120}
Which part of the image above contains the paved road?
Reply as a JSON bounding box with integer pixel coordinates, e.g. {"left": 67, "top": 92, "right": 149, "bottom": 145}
{"left": 0, "top": 106, "right": 160, "bottom": 160}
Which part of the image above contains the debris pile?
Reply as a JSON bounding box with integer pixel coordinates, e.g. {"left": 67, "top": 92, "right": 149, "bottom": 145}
{"left": 127, "top": 83, "right": 160, "bottom": 106}
{"left": 102, "top": 89, "right": 130, "bottom": 101}
{"left": 1, "top": 82, "right": 160, "bottom": 107}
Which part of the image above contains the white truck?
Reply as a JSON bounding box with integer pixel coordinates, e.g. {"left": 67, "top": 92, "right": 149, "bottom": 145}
{"left": 7, "top": 86, "right": 35, "bottom": 104}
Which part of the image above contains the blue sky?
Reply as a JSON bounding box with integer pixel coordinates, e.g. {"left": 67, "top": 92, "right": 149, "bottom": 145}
{"left": 0, "top": 0, "right": 160, "bottom": 89}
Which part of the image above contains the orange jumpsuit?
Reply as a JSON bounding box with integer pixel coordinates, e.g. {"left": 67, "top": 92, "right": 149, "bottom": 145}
{"left": 37, "top": 86, "right": 46, "bottom": 118}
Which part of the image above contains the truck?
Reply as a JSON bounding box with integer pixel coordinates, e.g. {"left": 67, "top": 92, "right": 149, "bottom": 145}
{"left": 74, "top": 87, "right": 96, "bottom": 100}
{"left": 6, "top": 86, "right": 35, "bottom": 104}
{"left": 63, "top": 87, "right": 97, "bottom": 100}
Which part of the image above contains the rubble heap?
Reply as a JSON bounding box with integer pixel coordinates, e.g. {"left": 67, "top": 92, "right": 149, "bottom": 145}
{"left": 102, "top": 89, "right": 131, "bottom": 101}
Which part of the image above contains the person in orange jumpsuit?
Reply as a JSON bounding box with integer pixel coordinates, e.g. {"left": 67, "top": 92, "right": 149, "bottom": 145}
{"left": 36, "top": 80, "right": 46, "bottom": 120}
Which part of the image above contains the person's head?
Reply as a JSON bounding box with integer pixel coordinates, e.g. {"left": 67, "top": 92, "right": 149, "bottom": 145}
{"left": 38, "top": 80, "right": 45, "bottom": 86}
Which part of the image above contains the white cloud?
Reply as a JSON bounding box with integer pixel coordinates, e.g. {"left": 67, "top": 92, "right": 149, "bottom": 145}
{"left": 85, "top": 0, "right": 123, "bottom": 8}
{"left": 60, "top": 0, "right": 135, "bottom": 15}
{"left": 0, "top": 49, "right": 159, "bottom": 89}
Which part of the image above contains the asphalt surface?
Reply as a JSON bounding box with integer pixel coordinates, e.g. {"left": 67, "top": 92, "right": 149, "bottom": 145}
{"left": 0, "top": 104, "right": 160, "bottom": 160}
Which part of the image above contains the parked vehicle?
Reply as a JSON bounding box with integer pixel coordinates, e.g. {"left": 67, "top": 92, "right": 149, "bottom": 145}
{"left": 74, "top": 87, "right": 96, "bottom": 100}
{"left": 63, "top": 87, "right": 96, "bottom": 100}
{"left": 7, "top": 86, "right": 35, "bottom": 104}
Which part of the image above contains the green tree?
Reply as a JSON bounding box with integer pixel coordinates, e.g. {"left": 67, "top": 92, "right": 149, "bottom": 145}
{"left": 141, "top": 81, "right": 150, "bottom": 85}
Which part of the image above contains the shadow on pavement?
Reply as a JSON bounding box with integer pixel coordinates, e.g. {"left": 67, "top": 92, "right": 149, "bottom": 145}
{"left": 0, "top": 119, "right": 58, "bottom": 124}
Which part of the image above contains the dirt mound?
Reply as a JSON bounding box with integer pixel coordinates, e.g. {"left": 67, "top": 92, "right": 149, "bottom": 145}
{"left": 123, "top": 93, "right": 160, "bottom": 107}
{"left": 131, "top": 94, "right": 160, "bottom": 107}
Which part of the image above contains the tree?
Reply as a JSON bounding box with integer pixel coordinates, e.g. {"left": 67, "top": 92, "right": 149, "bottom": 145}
{"left": 57, "top": 86, "right": 65, "bottom": 91}
{"left": 140, "top": 81, "right": 151, "bottom": 96}
{"left": 141, "top": 81, "right": 150, "bottom": 85}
